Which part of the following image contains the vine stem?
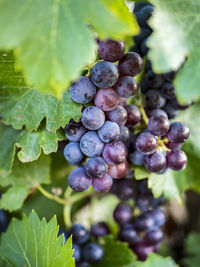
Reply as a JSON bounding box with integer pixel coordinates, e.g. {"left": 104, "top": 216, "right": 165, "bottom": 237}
{"left": 139, "top": 105, "right": 149, "bottom": 124}
{"left": 37, "top": 184, "right": 67, "bottom": 205}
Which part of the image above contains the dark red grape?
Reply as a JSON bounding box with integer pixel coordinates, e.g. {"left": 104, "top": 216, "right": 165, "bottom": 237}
{"left": 168, "top": 122, "right": 190, "bottom": 143}
{"left": 145, "top": 152, "right": 166, "bottom": 173}
{"left": 116, "top": 76, "right": 138, "bottom": 98}
{"left": 102, "top": 141, "right": 128, "bottom": 165}
{"left": 108, "top": 160, "right": 129, "bottom": 179}
{"left": 136, "top": 132, "right": 158, "bottom": 155}
{"left": 118, "top": 52, "right": 143, "bottom": 76}
{"left": 98, "top": 39, "right": 125, "bottom": 62}
{"left": 165, "top": 141, "right": 183, "bottom": 150}
{"left": 113, "top": 203, "right": 133, "bottom": 225}
{"left": 148, "top": 115, "right": 170, "bottom": 136}
{"left": 85, "top": 157, "right": 107, "bottom": 179}
{"left": 107, "top": 105, "right": 128, "bottom": 126}
{"left": 125, "top": 105, "right": 141, "bottom": 126}
{"left": 68, "top": 167, "right": 92, "bottom": 192}
{"left": 94, "top": 88, "right": 119, "bottom": 111}
{"left": 98, "top": 121, "right": 120, "bottom": 143}
{"left": 166, "top": 149, "right": 187, "bottom": 171}
{"left": 92, "top": 173, "right": 113, "bottom": 192}
{"left": 81, "top": 106, "right": 105, "bottom": 130}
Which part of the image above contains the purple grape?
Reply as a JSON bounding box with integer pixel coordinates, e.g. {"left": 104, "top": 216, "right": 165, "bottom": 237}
{"left": 136, "top": 132, "right": 158, "bottom": 155}
{"left": 150, "top": 208, "right": 166, "bottom": 227}
{"left": 64, "top": 142, "right": 84, "bottom": 165}
{"left": 102, "top": 141, "right": 128, "bottom": 165}
{"left": 161, "top": 82, "right": 175, "bottom": 99}
{"left": 149, "top": 109, "right": 168, "bottom": 119}
{"left": 92, "top": 173, "right": 113, "bottom": 192}
{"left": 80, "top": 131, "right": 104, "bottom": 157}
{"left": 119, "top": 224, "right": 141, "bottom": 245}
{"left": 135, "top": 194, "right": 152, "bottom": 212}
{"left": 98, "top": 39, "right": 125, "bottom": 62}
{"left": 118, "top": 97, "right": 128, "bottom": 107}
{"left": 163, "top": 102, "right": 179, "bottom": 119}
{"left": 148, "top": 115, "right": 170, "bottom": 136}
{"left": 91, "top": 222, "right": 110, "bottom": 238}
{"left": 82, "top": 243, "right": 104, "bottom": 264}
{"left": 116, "top": 76, "right": 138, "bottom": 98}
{"left": 94, "top": 88, "right": 119, "bottom": 111}
{"left": 107, "top": 106, "right": 127, "bottom": 126}
{"left": 81, "top": 106, "right": 105, "bottom": 130}
{"left": 69, "top": 224, "right": 90, "bottom": 245}
{"left": 146, "top": 90, "right": 166, "bottom": 109}
{"left": 125, "top": 105, "right": 141, "bottom": 126}
{"left": 136, "top": 5, "right": 154, "bottom": 28}
{"left": 129, "top": 150, "right": 145, "bottom": 166}
{"left": 108, "top": 160, "right": 129, "bottom": 179}
{"left": 68, "top": 167, "right": 92, "bottom": 192}
{"left": 166, "top": 149, "right": 187, "bottom": 171}
{"left": 145, "top": 228, "right": 164, "bottom": 245}
{"left": 113, "top": 203, "right": 132, "bottom": 225}
{"left": 145, "top": 152, "right": 166, "bottom": 173}
{"left": 137, "top": 179, "right": 152, "bottom": 195}
{"left": 98, "top": 121, "right": 120, "bottom": 143}
{"left": 168, "top": 122, "right": 190, "bottom": 143}
{"left": 134, "top": 212, "right": 155, "bottom": 232}
{"left": 111, "top": 179, "right": 135, "bottom": 200}
{"left": 165, "top": 141, "right": 183, "bottom": 150}
{"left": 65, "top": 120, "right": 87, "bottom": 142}
{"left": 118, "top": 52, "right": 143, "bottom": 76}
{"left": 85, "top": 157, "right": 108, "bottom": 179}
{"left": 73, "top": 244, "right": 82, "bottom": 263}
{"left": 118, "top": 126, "right": 131, "bottom": 147}
{"left": 91, "top": 61, "right": 119, "bottom": 88}
{"left": 69, "top": 76, "right": 96, "bottom": 104}
{"left": 132, "top": 241, "right": 154, "bottom": 261}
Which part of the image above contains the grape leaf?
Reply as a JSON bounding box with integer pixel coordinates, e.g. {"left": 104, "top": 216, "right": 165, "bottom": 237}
{"left": 95, "top": 236, "right": 136, "bottom": 267}
{"left": 0, "top": 154, "right": 50, "bottom": 211}
{"left": 0, "top": 123, "right": 64, "bottom": 176}
{"left": 0, "top": 51, "right": 82, "bottom": 133}
{"left": 148, "top": 0, "right": 200, "bottom": 103}
{"left": 182, "top": 233, "right": 200, "bottom": 267}
{"left": 0, "top": 210, "right": 75, "bottom": 267}
{"left": 134, "top": 253, "right": 178, "bottom": 267}
{"left": 0, "top": 0, "right": 138, "bottom": 98}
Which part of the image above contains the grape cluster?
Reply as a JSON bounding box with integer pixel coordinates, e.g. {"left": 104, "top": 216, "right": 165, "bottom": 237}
{"left": 112, "top": 178, "right": 166, "bottom": 261}
{"left": 59, "top": 224, "right": 105, "bottom": 266}
{"left": 64, "top": 40, "right": 143, "bottom": 192}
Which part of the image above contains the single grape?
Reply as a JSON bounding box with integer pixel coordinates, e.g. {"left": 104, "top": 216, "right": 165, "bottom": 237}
{"left": 107, "top": 105, "right": 127, "bottom": 126}
{"left": 166, "top": 149, "right": 187, "bottom": 171}
{"left": 146, "top": 70, "right": 164, "bottom": 89}
{"left": 102, "top": 141, "right": 128, "bottom": 165}
{"left": 91, "top": 222, "right": 110, "bottom": 238}
{"left": 94, "top": 88, "right": 119, "bottom": 111}
{"left": 129, "top": 150, "right": 145, "bottom": 166}
{"left": 161, "top": 82, "right": 175, "bottom": 99}
{"left": 135, "top": 194, "right": 152, "bottom": 212}
{"left": 69, "top": 224, "right": 90, "bottom": 245}
{"left": 132, "top": 241, "right": 154, "bottom": 261}
{"left": 116, "top": 76, "right": 138, "bottom": 98}
{"left": 145, "top": 228, "right": 164, "bottom": 245}
{"left": 134, "top": 212, "right": 155, "bottom": 232}
{"left": 146, "top": 90, "right": 166, "bottom": 109}
{"left": 149, "top": 109, "right": 168, "bottom": 119}
{"left": 118, "top": 52, "right": 143, "bottom": 76}
{"left": 64, "top": 142, "right": 84, "bottom": 165}
{"left": 113, "top": 203, "right": 133, "bottom": 225}
{"left": 168, "top": 122, "right": 190, "bottom": 143}
{"left": 163, "top": 102, "right": 179, "bottom": 119}
{"left": 92, "top": 173, "right": 113, "bottom": 192}
{"left": 91, "top": 61, "right": 119, "bottom": 88}
{"left": 145, "top": 152, "right": 166, "bottom": 173}
{"left": 85, "top": 157, "right": 107, "bottom": 179}
{"left": 81, "top": 106, "right": 105, "bottom": 130}
{"left": 73, "top": 244, "right": 82, "bottom": 263}
{"left": 69, "top": 76, "right": 96, "bottom": 104}
{"left": 68, "top": 167, "right": 92, "bottom": 192}
{"left": 136, "top": 132, "right": 158, "bottom": 155}
{"left": 136, "top": 5, "right": 154, "bottom": 28}
{"left": 151, "top": 196, "right": 166, "bottom": 208}
{"left": 98, "top": 39, "right": 125, "bottom": 62}
{"left": 82, "top": 243, "right": 104, "bottom": 264}
{"left": 65, "top": 120, "right": 87, "bottom": 142}
{"left": 108, "top": 160, "right": 129, "bottom": 179}
{"left": 148, "top": 115, "right": 170, "bottom": 136}
{"left": 118, "top": 126, "right": 131, "bottom": 147}
{"left": 98, "top": 121, "right": 120, "bottom": 143}
{"left": 165, "top": 141, "right": 183, "bottom": 150}
{"left": 119, "top": 224, "right": 141, "bottom": 245}
{"left": 150, "top": 208, "right": 166, "bottom": 227}
{"left": 125, "top": 105, "right": 141, "bottom": 126}
{"left": 111, "top": 179, "right": 135, "bottom": 200}
{"left": 80, "top": 131, "right": 104, "bottom": 157}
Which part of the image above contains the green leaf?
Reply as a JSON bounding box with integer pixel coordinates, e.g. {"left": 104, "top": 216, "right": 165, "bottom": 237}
{"left": 182, "top": 233, "right": 200, "bottom": 267}
{"left": 0, "top": 123, "right": 63, "bottom": 176}
{"left": 148, "top": 0, "right": 200, "bottom": 103}
{"left": 134, "top": 253, "right": 178, "bottom": 267}
{"left": 0, "top": 0, "right": 138, "bottom": 98}
{"left": 0, "top": 154, "right": 50, "bottom": 211}
{"left": 0, "top": 210, "right": 75, "bottom": 267}
{"left": 96, "top": 236, "right": 136, "bottom": 267}
{"left": 0, "top": 51, "right": 82, "bottom": 133}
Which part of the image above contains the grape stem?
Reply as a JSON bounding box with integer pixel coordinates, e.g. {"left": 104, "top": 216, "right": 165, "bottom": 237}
{"left": 139, "top": 105, "right": 149, "bottom": 124}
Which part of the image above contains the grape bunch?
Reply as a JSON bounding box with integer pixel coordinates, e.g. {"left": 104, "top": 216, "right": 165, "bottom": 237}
{"left": 64, "top": 40, "right": 143, "bottom": 192}
{"left": 59, "top": 224, "right": 105, "bottom": 266}
{"left": 112, "top": 178, "right": 166, "bottom": 261}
